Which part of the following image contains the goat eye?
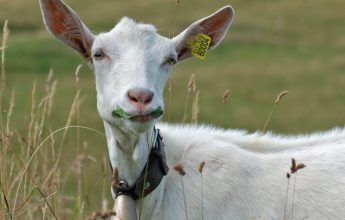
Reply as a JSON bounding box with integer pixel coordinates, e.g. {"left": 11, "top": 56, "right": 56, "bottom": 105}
{"left": 164, "top": 57, "right": 177, "bottom": 66}
{"left": 93, "top": 50, "right": 105, "bottom": 60}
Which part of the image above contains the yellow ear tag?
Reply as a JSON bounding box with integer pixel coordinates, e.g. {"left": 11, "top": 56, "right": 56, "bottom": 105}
{"left": 187, "top": 33, "right": 212, "bottom": 60}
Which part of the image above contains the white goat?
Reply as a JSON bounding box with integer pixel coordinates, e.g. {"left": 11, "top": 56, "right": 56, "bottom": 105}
{"left": 40, "top": 0, "right": 345, "bottom": 219}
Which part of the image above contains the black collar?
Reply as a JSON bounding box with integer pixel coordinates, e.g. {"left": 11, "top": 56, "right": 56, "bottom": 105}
{"left": 110, "top": 128, "right": 169, "bottom": 200}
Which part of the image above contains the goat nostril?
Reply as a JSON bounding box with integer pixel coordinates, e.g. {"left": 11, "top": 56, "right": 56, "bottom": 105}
{"left": 144, "top": 93, "right": 153, "bottom": 104}
{"left": 127, "top": 90, "right": 154, "bottom": 105}
{"left": 128, "top": 94, "right": 138, "bottom": 103}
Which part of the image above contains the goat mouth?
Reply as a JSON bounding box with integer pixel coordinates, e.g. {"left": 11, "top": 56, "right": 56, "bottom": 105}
{"left": 130, "top": 114, "right": 155, "bottom": 123}
{"left": 112, "top": 107, "right": 163, "bottom": 123}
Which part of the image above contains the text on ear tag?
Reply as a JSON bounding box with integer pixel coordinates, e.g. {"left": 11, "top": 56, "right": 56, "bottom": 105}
{"left": 187, "top": 33, "right": 211, "bottom": 60}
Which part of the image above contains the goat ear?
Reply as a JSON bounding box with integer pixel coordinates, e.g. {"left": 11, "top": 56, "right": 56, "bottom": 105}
{"left": 173, "top": 6, "right": 234, "bottom": 62}
{"left": 39, "top": 0, "right": 95, "bottom": 64}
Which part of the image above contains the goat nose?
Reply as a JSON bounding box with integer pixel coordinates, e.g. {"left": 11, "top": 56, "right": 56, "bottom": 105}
{"left": 127, "top": 89, "right": 154, "bottom": 105}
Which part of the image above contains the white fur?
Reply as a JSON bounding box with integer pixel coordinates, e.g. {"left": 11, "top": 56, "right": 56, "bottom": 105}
{"left": 40, "top": 1, "right": 345, "bottom": 219}
{"left": 151, "top": 124, "right": 345, "bottom": 219}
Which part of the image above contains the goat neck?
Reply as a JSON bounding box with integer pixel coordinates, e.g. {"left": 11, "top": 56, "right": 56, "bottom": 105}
{"left": 104, "top": 121, "right": 154, "bottom": 187}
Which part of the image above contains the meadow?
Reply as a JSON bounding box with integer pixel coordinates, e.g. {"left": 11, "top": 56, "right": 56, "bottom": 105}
{"left": 1, "top": 0, "right": 345, "bottom": 219}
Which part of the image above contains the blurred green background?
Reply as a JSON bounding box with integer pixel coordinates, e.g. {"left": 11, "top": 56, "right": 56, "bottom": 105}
{"left": 1, "top": 0, "right": 345, "bottom": 216}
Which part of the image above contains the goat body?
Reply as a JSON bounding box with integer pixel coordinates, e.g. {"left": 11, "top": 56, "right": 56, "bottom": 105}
{"left": 154, "top": 123, "right": 345, "bottom": 219}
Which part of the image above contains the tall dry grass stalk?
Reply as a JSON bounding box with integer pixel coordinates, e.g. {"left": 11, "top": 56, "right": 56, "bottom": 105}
{"left": 62, "top": 91, "right": 81, "bottom": 143}
{"left": 11, "top": 70, "right": 66, "bottom": 219}
{"left": 283, "top": 158, "right": 306, "bottom": 220}
{"left": 74, "top": 64, "right": 83, "bottom": 220}
{"left": 1, "top": 20, "right": 8, "bottom": 89}
{"left": 198, "top": 162, "right": 205, "bottom": 220}
{"left": 290, "top": 159, "right": 306, "bottom": 220}
{"left": 182, "top": 74, "right": 196, "bottom": 123}
{"left": 219, "top": 89, "right": 230, "bottom": 123}
{"left": 174, "top": 163, "right": 188, "bottom": 220}
{"left": 0, "top": 68, "right": 103, "bottom": 220}
{"left": 262, "top": 90, "right": 288, "bottom": 133}
{"left": 10, "top": 76, "right": 47, "bottom": 218}
{"left": 27, "top": 80, "right": 37, "bottom": 149}
{"left": 0, "top": 20, "right": 12, "bottom": 220}
{"left": 0, "top": 20, "right": 9, "bottom": 159}
{"left": 41, "top": 86, "right": 81, "bottom": 214}
{"left": 44, "top": 69, "right": 82, "bottom": 192}
{"left": 191, "top": 90, "right": 200, "bottom": 124}
{"left": 182, "top": 74, "right": 200, "bottom": 123}
{"left": 0, "top": 19, "right": 9, "bottom": 124}
{"left": 0, "top": 21, "right": 111, "bottom": 219}
{"left": 283, "top": 172, "right": 291, "bottom": 220}
{"left": 4, "top": 88, "right": 15, "bottom": 148}
{"left": 9, "top": 90, "right": 104, "bottom": 219}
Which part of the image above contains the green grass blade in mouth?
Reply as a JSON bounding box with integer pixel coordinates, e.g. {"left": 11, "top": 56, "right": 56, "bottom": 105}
{"left": 150, "top": 107, "right": 164, "bottom": 118}
{"left": 112, "top": 108, "right": 133, "bottom": 119}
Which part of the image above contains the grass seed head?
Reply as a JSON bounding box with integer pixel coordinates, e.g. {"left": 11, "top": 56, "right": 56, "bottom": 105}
{"left": 198, "top": 161, "right": 206, "bottom": 173}
{"left": 222, "top": 89, "right": 230, "bottom": 104}
{"left": 75, "top": 64, "right": 82, "bottom": 87}
{"left": 296, "top": 163, "right": 306, "bottom": 170}
{"left": 290, "top": 158, "right": 306, "bottom": 174}
{"left": 275, "top": 90, "right": 288, "bottom": 104}
{"left": 290, "top": 158, "right": 297, "bottom": 173}
{"left": 1, "top": 20, "right": 9, "bottom": 91}
{"left": 188, "top": 74, "right": 196, "bottom": 92}
{"left": 46, "top": 69, "right": 54, "bottom": 84}
{"left": 174, "top": 163, "right": 186, "bottom": 176}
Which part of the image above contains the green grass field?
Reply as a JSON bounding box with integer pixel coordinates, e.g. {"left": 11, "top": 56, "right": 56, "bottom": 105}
{"left": 1, "top": 0, "right": 345, "bottom": 219}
